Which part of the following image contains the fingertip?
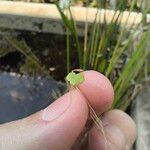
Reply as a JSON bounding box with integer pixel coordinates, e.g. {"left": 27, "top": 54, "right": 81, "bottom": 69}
{"left": 39, "top": 89, "right": 89, "bottom": 149}
{"left": 102, "top": 109, "right": 137, "bottom": 143}
{"left": 79, "top": 70, "right": 114, "bottom": 113}
{"left": 88, "top": 109, "right": 136, "bottom": 150}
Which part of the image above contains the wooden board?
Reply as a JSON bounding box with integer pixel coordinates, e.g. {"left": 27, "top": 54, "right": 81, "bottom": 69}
{"left": 0, "top": 1, "right": 149, "bottom": 35}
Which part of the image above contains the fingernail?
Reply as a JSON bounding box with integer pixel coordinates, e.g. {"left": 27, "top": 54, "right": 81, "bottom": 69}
{"left": 42, "top": 92, "right": 71, "bottom": 121}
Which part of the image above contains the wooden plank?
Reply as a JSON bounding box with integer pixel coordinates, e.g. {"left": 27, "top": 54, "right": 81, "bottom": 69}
{"left": 131, "top": 85, "right": 150, "bottom": 150}
{"left": 0, "top": 1, "right": 149, "bottom": 35}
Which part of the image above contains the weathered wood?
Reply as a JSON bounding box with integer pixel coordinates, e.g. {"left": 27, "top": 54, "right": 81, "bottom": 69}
{"left": 0, "top": 1, "right": 149, "bottom": 35}
{"left": 131, "top": 84, "right": 150, "bottom": 150}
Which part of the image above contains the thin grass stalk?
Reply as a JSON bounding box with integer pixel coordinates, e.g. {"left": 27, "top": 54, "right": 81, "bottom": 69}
{"left": 93, "top": 11, "right": 122, "bottom": 70}
{"left": 66, "top": 28, "right": 70, "bottom": 73}
{"left": 89, "top": 8, "right": 102, "bottom": 67}
{"left": 55, "top": 2, "right": 82, "bottom": 68}
{"left": 105, "top": 0, "right": 140, "bottom": 77}
{"left": 141, "top": 0, "right": 150, "bottom": 25}
{"left": 91, "top": 15, "right": 101, "bottom": 67}
{"left": 94, "top": 0, "right": 129, "bottom": 70}
{"left": 93, "top": 5, "right": 125, "bottom": 70}
{"left": 113, "top": 28, "right": 150, "bottom": 108}
{"left": 86, "top": 7, "right": 101, "bottom": 68}
{"left": 88, "top": 16, "right": 98, "bottom": 65}
{"left": 83, "top": 0, "right": 89, "bottom": 69}
{"left": 68, "top": 8, "right": 83, "bottom": 68}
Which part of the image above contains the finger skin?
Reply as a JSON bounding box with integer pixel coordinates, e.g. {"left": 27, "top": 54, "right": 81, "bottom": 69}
{"left": 88, "top": 110, "right": 136, "bottom": 150}
{"left": 0, "top": 70, "right": 114, "bottom": 150}
{"left": 79, "top": 71, "right": 114, "bottom": 113}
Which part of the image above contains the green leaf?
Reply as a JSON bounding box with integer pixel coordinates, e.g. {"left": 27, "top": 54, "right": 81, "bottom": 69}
{"left": 66, "top": 71, "right": 85, "bottom": 86}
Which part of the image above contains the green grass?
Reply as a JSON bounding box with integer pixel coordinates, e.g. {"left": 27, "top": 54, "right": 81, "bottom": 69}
{"left": 0, "top": 0, "right": 149, "bottom": 111}
{"left": 56, "top": 0, "right": 150, "bottom": 110}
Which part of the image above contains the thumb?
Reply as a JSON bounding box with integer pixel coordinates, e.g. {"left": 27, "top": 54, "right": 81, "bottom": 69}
{"left": 0, "top": 89, "right": 88, "bottom": 150}
{"left": 0, "top": 71, "right": 114, "bottom": 150}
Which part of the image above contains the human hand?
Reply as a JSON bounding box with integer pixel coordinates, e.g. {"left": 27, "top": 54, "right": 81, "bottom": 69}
{"left": 0, "top": 71, "right": 136, "bottom": 150}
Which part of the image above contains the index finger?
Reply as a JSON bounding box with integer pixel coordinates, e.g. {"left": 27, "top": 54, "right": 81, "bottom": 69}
{"left": 78, "top": 70, "right": 114, "bottom": 113}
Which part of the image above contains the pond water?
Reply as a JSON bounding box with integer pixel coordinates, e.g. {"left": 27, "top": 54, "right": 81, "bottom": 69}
{"left": 0, "top": 72, "right": 66, "bottom": 123}
{"left": 0, "top": 30, "right": 79, "bottom": 80}
{"left": 0, "top": 30, "right": 77, "bottom": 123}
